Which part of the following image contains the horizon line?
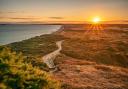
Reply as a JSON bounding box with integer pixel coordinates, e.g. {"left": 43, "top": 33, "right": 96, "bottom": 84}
{"left": 0, "top": 20, "right": 128, "bottom": 24}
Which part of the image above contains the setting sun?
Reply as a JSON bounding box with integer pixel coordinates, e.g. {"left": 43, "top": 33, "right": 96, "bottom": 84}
{"left": 93, "top": 17, "right": 101, "bottom": 23}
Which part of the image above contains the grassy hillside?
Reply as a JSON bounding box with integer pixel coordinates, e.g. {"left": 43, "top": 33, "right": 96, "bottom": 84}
{"left": 7, "top": 34, "right": 65, "bottom": 58}
{"left": 0, "top": 46, "right": 61, "bottom": 89}
{"left": 58, "top": 25, "right": 128, "bottom": 67}
{"left": 2, "top": 24, "right": 128, "bottom": 89}
{"left": 54, "top": 54, "right": 128, "bottom": 89}
{"left": 7, "top": 25, "right": 128, "bottom": 68}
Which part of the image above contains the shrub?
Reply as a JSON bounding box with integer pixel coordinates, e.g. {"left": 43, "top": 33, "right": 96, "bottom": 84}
{"left": 0, "top": 46, "right": 60, "bottom": 89}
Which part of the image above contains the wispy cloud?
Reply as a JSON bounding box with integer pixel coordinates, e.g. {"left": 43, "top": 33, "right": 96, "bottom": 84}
{"left": 5, "top": 11, "right": 16, "bottom": 13}
{"left": 0, "top": 11, "right": 25, "bottom": 14}
{"left": 0, "top": 16, "right": 40, "bottom": 20}
{"left": 48, "top": 17, "right": 64, "bottom": 19}
{"left": 0, "top": 17, "right": 5, "bottom": 19}
{"left": 123, "top": 20, "right": 128, "bottom": 22}
{"left": 10, "top": 17, "right": 38, "bottom": 20}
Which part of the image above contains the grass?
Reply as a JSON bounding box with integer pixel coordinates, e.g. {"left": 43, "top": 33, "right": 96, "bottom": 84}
{"left": 7, "top": 34, "right": 65, "bottom": 58}
{"left": 59, "top": 25, "right": 128, "bottom": 67}
{"left": 0, "top": 46, "right": 61, "bottom": 89}
{"left": 5, "top": 24, "right": 128, "bottom": 68}
{"left": 2, "top": 24, "right": 128, "bottom": 89}
{"left": 6, "top": 34, "right": 66, "bottom": 71}
{"left": 54, "top": 53, "right": 128, "bottom": 89}
{"left": 62, "top": 40, "right": 128, "bottom": 67}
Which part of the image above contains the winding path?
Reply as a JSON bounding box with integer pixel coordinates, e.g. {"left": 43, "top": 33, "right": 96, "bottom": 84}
{"left": 42, "top": 40, "right": 64, "bottom": 69}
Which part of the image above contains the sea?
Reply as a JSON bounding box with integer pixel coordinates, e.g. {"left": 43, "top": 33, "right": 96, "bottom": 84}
{"left": 0, "top": 24, "right": 61, "bottom": 45}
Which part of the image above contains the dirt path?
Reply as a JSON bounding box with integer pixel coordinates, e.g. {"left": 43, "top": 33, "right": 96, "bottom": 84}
{"left": 42, "top": 40, "right": 64, "bottom": 69}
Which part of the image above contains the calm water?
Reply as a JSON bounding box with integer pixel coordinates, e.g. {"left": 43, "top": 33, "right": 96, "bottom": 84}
{"left": 0, "top": 24, "right": 61, "bottom": 45}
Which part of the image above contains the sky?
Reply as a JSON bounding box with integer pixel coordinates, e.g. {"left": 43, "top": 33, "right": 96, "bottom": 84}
{"left": 0, "top": 0, "right": 128, "bottom": 23}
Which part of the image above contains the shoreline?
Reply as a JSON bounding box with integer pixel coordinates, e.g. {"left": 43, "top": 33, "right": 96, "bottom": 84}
{"left": 3, "top": 24, "right": 128, "bottom": 89}
{"left": 1, "top": 25, "right": 62, "bottom": 45}
{"left": 6, "top": 25, "right": 65, "bottom": 58}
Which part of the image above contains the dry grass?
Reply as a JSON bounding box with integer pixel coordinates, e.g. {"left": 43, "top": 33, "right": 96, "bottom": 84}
{"left": 52, "top": 24, "right": 128, "bottom": 89}
{"left": 56, "top": 25, "right": 128, "bottom": 67}
{"left": 6, "top": 24, "right": 128, "bottom": 89}
{"left": 94, "top": 65, "right": 113, "bottom": 71}
{"left": 54, "top": 54, "right": 128, "bottom": 89}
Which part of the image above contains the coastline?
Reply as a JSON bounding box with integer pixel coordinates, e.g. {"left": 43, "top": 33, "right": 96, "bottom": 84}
{"left": 3, "top": 24, "right": 128, "bottom": 89}
{"left": 6, "top": 25, "right": 65, "bottom": 58}
{"left": 5, "top": 24, "right": 128, "bottom": 68}
{"left": 0, "top": 24, "right": 62, "bottom": 45}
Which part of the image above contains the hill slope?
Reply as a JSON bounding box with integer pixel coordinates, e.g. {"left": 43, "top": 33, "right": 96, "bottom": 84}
{"left": 54, "top": 54, "right": 128, "bottom": 89}
{"left": 6, "top": 24, "right": 128, "bottom": 89}
{"left": 56, "top": 25, "right": 128, "bottom": 67}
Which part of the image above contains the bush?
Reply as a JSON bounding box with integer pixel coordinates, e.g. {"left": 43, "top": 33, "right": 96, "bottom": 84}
{"left": 0, "top": 46, "right": 60, "bottom": 89}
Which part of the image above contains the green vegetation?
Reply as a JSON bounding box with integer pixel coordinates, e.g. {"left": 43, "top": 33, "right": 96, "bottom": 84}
{"left": 61, "top": 38, "right": 128, "bottom": 67}
{"left": 59, "top": 26, "right": 128, "bottom": 68}
{"left": 1, "top": 24, "right": 128, "bottom": 89}
{"left": 5, "top": 25, "right": 128, "bottom": 68}
{"left": 0, "top": 46, "right": 61, "bottom": 89}
{"left": 7, "top": 34, "right": 65, "bottom": 58}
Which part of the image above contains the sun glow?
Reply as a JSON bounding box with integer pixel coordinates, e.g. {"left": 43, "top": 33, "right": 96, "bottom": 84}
{"left": 92, "top": 17, "right": 101, "bottom": 23}
{"left": 88, "top": 16, "right": 103, "bottom": 31}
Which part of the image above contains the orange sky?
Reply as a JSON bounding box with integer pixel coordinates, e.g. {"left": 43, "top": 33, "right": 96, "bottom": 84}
{"left": 0, "top": 0, "right": 127, "bottom": 24}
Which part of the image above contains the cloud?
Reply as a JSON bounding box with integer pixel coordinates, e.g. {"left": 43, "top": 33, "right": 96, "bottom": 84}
{"left": 0, "top": 11, "right": 26, "bottom": 15}
{"left": 0, "top": 11, "right": 17, "bottom": 14}
{"left": 0, "top": 16, "right": 5, "bottom": 19}
{"left": 0, "top": 16, "right": 40, "bottom": 20}
{"left": 123, "top": 20, "right": 128, "bottom": 22}
{"left": 48, "top": 17, "right": 64, "bottom": 19}
{"left": 6, "top": 11, "right": 17, "bottom": 13}
{"left": 10, "top": 17, "right": 38, "bottom": 20}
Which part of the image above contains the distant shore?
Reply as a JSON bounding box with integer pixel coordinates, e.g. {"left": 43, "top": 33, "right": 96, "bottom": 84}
{"left": 0, "top": 24, "right": 61, "bottom": 45}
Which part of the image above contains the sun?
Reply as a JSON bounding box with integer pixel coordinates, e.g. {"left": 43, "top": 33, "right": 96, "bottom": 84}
{"left": 92, "top": 17, "right": 101, "bottom": 23}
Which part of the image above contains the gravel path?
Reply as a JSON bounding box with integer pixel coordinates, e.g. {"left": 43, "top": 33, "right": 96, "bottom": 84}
{"left": 42, "top": 40, "right": 64, "bottom": 69}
